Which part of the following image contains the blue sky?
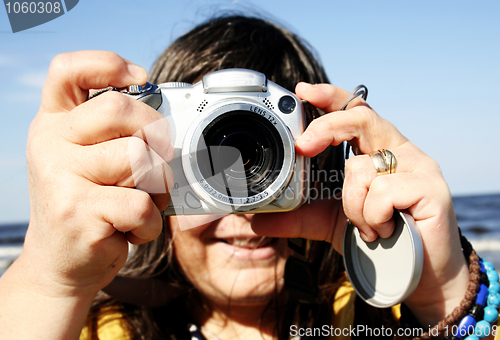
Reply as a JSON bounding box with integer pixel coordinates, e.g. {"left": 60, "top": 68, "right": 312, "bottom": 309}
{"left": 0, "top": 0, "right": 499, "bottom": 223}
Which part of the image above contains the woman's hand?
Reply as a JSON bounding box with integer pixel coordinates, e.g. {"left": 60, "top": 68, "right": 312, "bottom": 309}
{"left": 0, "top": 51, "right": 173, "bottom": 339}
{"left": 25, "top": 51, "right": 173, "bottom": 295}
{"left": 252, "top": 82, "right": 469, "bottom": 327}
{"left": 7, "top": 50, "right": 173, "bottom": 295}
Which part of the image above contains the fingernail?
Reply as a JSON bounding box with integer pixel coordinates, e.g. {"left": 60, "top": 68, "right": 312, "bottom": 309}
{"left": 359, "top": 230, "right": 371, "bottom": 242}
{"left": 297, "top": 132, "right": 313, "bottom": 143}
{"left": 296, "top": 82, "right": 314, "bottom": 94}
{"left": 127, "top": 63, "right": 147, "bottom": 81}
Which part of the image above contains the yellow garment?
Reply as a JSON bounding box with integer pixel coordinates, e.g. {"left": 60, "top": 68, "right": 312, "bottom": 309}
{"left": 79, "top": 308, "right": 130, "bottom": 340}
{"left": 79, "top": 279, "right": 392, "bottom": 340}
{"left": 80, "top": 280, "right": 500, "bottom": 340}
{"left": 329, "top": 278, "right": 400, "bottom": 340}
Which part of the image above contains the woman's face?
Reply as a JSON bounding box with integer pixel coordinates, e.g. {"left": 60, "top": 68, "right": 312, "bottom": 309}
{"left": 170, "top": 214, "right": 290, "bottom": 307}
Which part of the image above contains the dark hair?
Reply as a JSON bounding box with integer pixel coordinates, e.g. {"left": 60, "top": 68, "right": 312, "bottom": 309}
{"left": 90, "top": 14, "right": 349, "bottom": 340}
{"left": 148, "top": 15, "right": 328, "bottom": 92}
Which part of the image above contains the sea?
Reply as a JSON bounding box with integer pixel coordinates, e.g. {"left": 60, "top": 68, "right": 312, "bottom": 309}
{"left": 1, "top": 193, "right": 500, "bottom": 276}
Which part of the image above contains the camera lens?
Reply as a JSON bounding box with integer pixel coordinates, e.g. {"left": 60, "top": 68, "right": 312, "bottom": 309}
{"left": 278, "top": 95, "right": 296, "bottom": 114}
{"left": 196, "top": 110, "right": 284, "bottom": 198}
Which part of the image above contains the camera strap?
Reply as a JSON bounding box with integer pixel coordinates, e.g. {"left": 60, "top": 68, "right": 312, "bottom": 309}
{"left": 87, "top": 82, "right": 163, "bottom": 110}
{"left": 284, "top": 85, "right": 368, "bottom": 304}
{"left": 341, "top": 85, "right": 368, "bottom": 159}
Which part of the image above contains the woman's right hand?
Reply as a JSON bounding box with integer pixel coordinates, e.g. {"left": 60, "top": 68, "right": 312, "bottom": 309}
{"left": 19, "top": 51, "right": 173, "bottom": 297}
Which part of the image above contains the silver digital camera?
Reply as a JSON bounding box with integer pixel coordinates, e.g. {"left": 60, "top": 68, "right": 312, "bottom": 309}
{"left": 123, "top": 69, "right": 311, "bottom": 216}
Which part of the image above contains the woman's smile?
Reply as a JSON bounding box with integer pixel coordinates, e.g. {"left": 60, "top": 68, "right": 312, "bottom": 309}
{"left": 210, "top": 236, "right": 280, "bottom": 261}
{"left": 170, "top": 214, "right": 290, "bottom": 306}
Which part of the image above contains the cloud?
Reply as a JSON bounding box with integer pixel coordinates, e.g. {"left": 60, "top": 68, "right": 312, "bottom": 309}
{"left": 0, "top": 55, "right": 16, "bottom": 67}
{"left": 0, "top": 68, "right": 46, "bottom": 103}
{"left": 17, "top": 70, "right": 47, "bottom": 89}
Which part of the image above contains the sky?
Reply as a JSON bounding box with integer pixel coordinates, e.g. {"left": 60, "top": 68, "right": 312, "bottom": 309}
{"left": 0, "top": 0, "right": 499, "bottom": 224}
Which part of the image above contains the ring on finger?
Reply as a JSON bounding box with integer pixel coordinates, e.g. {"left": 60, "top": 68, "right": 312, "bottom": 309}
{"left": 369, "top": 149, "right": 397, "bottom": 175}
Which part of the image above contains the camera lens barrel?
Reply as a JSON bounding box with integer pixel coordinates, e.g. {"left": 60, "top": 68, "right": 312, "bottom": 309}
{"left": 182, "top": 101, "right": 295, "bottom": 212}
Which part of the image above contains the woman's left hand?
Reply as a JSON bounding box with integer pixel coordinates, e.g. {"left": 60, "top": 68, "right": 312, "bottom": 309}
{"left": 251, "top": 82, "right": 469, "bottom": 327}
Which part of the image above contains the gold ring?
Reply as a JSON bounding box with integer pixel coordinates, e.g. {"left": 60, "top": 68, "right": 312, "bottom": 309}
{"left": 369, "top": 149, "right": 397, "bottom": 175}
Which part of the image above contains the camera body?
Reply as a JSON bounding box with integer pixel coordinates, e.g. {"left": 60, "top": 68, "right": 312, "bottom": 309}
{"left": 125, "top": 69, "right": 310, "bottom": 215}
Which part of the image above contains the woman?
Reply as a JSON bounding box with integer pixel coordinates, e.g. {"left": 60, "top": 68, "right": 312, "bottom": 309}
{"left": 0, "top": 15, "right": 494, "bottom": 340}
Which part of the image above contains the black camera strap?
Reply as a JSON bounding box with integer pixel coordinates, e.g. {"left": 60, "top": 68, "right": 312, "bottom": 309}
{"left": 88, "top": 82, "right": 163, "bottom": 110}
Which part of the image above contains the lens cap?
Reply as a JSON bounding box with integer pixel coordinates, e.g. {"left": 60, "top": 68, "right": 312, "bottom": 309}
{"left": 343, "top": 211, "right": 424, "bottom": 308}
